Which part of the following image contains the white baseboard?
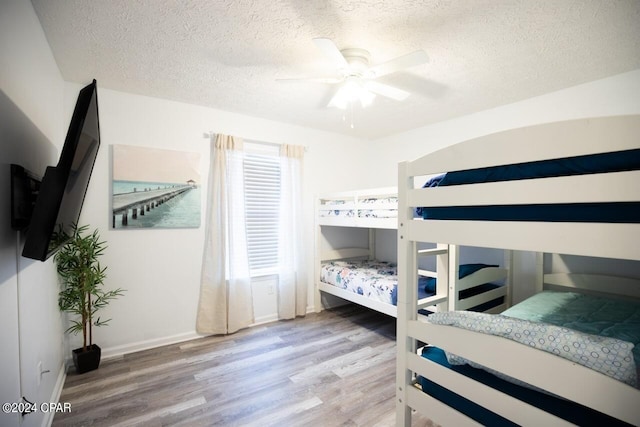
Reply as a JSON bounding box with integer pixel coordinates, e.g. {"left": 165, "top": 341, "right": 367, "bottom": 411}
{"left": 251, "top": 314, "right": 279, "bottom": 326}
{"left": 100, "top": 331, "right": 204, "bottom": 360}
{"left": 252, "top": 305, "right": 317, "bottom": 327}
{"left": 44, "top": 364, "right": 67, "bottom": 427}
{"left": 95, "top": 306, "right": 319, "bottom": 361}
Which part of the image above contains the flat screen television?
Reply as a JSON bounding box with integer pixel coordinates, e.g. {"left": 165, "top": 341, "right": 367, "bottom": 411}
{"left": 21, "top": 80, "right": 101, "bottom": 261}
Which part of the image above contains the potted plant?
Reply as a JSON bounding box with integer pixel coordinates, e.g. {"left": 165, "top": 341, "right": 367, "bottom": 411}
{"left": 55, "top": 224, "right": 124, "bottom": 374}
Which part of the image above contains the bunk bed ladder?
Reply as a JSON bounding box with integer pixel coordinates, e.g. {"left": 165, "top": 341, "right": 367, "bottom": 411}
{"left": 397, "top": 162, "right": 417, "bottom": 427}
{"left": 397, "top": 161, "right": 458, "bottom": 427}
{"left": 396, "top": 223, "right": 450, "bottom": 426}
{"left": 417, "top": 245, "right": 450, "bottom": 312}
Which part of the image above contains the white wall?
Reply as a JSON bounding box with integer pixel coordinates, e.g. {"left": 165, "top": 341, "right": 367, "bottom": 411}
{"left": 367, "top": 69, "right": 640, "bottom": 302}
{"left": 0, "top": 1, "right": 66, "bottom": 426}
{"left": 69, "top": 85, "right": 373, "bottom": 356}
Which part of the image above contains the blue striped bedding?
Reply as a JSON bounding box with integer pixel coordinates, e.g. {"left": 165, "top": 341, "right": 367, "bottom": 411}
{"left": 417, "top": 148, "right": 640, "bottom": 223}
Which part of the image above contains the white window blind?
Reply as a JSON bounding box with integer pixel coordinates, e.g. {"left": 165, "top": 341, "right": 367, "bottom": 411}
{"left": 243, "top": 151, "right": 281, "bottom": 275}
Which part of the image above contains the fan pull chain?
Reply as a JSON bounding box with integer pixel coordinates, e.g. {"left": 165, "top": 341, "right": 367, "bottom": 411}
{"left": 340, "top": 103, "right": 355, "bottom": 129}
{"left": 350, "top": 102, "right": 354, "bottom": 129}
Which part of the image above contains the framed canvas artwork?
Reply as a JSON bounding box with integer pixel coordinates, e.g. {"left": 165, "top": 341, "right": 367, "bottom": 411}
{"left": 111, "top": 144, "right": 201, "bottom": 229}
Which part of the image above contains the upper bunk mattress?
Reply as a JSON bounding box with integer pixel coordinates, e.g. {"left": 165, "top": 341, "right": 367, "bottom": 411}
{"left": 417, "top": 148, "right": 640, "bottom": 223}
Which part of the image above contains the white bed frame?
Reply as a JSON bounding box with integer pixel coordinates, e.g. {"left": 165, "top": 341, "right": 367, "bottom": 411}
{"left": 315, "top": 187, "right": 512, "bottom": 317}
{"left": 396, "top": 115, "right": 640, "bottom": 426}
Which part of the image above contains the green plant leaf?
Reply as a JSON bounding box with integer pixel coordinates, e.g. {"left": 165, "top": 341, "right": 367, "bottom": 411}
{"left": 54, "top": 223, "right": 125, "bottom": 348}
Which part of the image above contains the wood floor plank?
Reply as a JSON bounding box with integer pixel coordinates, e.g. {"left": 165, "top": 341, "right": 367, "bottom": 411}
{"left": 53, "top": 305, "right": 436, "bottom": 426}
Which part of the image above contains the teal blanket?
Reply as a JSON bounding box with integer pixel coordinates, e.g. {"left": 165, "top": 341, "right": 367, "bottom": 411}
{"left": 503, "top": 291, "right": 640, "bottom": 369}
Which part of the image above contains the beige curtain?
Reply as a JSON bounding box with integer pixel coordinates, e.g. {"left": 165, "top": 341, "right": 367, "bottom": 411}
{"left": 277, "top": 144, "right": 307, "bottom": 319}
{"left": 196, "top": 134, "right": 253, "bottom": 334}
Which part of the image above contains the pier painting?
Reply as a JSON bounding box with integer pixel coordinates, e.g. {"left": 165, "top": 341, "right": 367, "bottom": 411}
{"left": 111, "top": 144, "right": 201, "bottom": 229}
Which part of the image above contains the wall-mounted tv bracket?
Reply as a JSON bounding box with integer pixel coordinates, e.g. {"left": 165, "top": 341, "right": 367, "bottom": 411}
{"left": 10, "top": 164, "right": 42, "bottom": 231}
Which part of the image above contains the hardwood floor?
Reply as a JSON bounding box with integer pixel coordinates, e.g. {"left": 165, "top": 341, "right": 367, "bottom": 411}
{"left": 54, "top": 305, "right": 436, "bottom": 426}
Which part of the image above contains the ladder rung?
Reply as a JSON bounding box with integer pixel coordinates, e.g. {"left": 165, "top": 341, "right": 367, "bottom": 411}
{"left": 417, "top": 294, "right": 448, "bottom": 309}
{"left": 417, "top": 248, "right": 448, "bottom": 256}
{"left": 418, "top": 269, "right": 437, "bottom": 278}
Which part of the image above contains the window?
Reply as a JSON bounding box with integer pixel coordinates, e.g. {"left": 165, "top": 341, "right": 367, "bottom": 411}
{"left": 243, "top": 147, "right": 280, "bottom": 276}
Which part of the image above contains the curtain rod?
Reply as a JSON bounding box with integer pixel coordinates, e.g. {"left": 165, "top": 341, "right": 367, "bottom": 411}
{"left": 203, "top": 132, "right": 308, "bottom": 152}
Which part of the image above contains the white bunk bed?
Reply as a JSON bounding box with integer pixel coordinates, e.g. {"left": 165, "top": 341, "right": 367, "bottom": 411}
{"left": 316, "top": 187, "right": 511, "bottom": 317}
{"left": 396, "top": 115, "right": 640, "bottom": 426}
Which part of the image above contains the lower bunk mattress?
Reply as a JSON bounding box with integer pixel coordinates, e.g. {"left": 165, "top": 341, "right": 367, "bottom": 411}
{"left": 319, "top": 260, "right": 501, "bottom": 307}
{"left": 419, "top": 291, "right": 640, "bottom": 426}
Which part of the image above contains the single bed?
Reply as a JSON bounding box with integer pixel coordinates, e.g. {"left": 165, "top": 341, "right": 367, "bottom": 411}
{"left": 396, "top": 115, "right": 640, "bottom": 426}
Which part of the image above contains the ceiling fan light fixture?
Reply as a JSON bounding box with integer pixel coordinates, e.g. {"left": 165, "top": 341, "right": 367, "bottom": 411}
{"left": 281, "top": 38, "right": 429, "bottom": 112}
{"left": 329, "top": 79, "right": 376, "bottom": 110}
{"left": 359, "top": 90, "right": 376, "bottom": 108}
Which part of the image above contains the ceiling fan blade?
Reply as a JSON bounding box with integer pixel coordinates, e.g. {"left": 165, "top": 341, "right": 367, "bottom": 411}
{"left": 313, "top": 38, "right": 349, "bottom": 69}
{"left": 276, "top": 76, "right": 343, "bottom": 84}
{"left": 382, "top": 72, "right": 449, "bottom": 99}
{"left": 367, "top": 50, "right": 429, "bottom": 78}
{"left": 363, "top": 81, "right": 410, "bottom": 101}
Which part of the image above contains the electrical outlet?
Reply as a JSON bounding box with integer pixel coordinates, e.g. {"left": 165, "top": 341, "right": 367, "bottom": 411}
{"left": 36, "top": 361, "right": 50, "bottom": 386}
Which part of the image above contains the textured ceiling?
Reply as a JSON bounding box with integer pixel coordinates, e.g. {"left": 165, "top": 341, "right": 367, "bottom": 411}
{"left": 31, "top": 0, "right": 640, "bottom": 139}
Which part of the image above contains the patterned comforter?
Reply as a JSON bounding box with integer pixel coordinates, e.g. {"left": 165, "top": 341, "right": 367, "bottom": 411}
{"left": 320, "top": 260, "right": 431, "bottom": 305}
{"left": 319, "top": 197, "right": 398, "bottom": 218}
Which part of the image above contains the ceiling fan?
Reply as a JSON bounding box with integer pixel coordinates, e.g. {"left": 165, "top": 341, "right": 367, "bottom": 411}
{"left": 279, "top": 38, "right": 429, "bottom": 109}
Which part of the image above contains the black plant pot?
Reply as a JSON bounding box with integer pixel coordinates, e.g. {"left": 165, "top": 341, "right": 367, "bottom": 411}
{"left": 72, "top": 344, "right": 101, "bottom": 374}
